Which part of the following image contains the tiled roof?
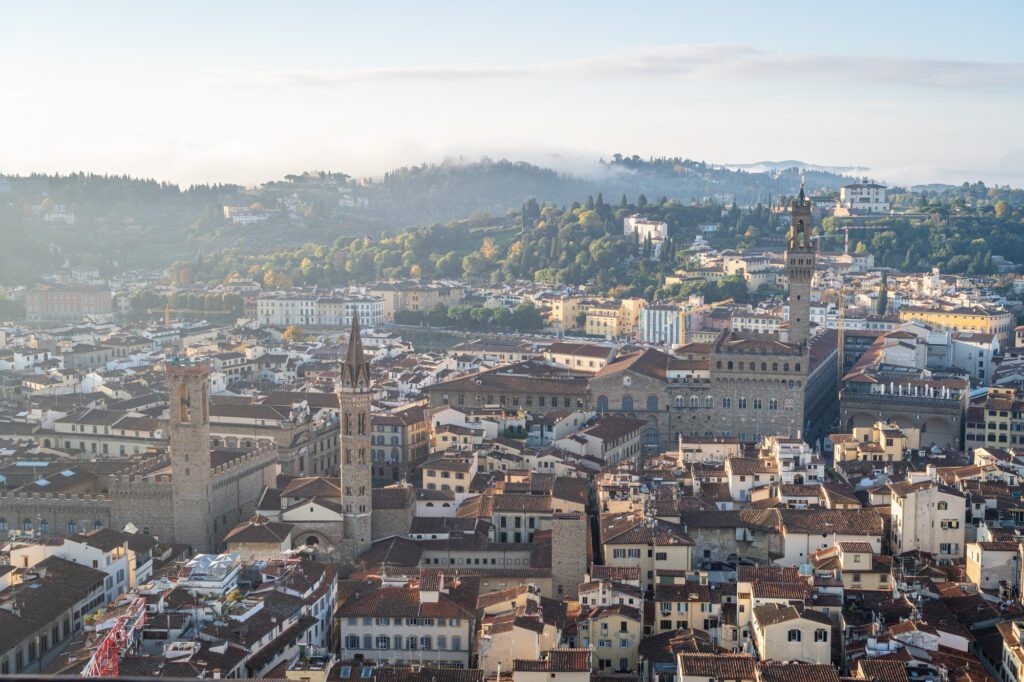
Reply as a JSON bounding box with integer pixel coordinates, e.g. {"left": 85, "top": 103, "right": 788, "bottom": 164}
{"left": 281, "top": 476, "right": 341, "bottom": 499}
{"left": 677, "top": 653, "right": 756, "bottom": 680}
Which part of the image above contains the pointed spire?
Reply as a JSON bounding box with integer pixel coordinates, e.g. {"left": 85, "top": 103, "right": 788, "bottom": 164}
{"left": 342, "top": 311, "right": 370, "bottom": 389}
{"left": 798, "top": 175, "right": 806, "bottom": 202}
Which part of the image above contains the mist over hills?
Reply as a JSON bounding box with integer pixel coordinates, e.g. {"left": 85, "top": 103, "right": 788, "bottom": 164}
{"left": 0, "top": 155, "right": 1002, "bottom": 284}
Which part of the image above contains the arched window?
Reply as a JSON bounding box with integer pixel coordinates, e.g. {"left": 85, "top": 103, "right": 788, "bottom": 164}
{"left": 22, "top": 518, "right": 32, "bottom": 531}
{"left": 753, "top": 398, "right": 762, "bottom": 410}
{"left": 738, "top": 398, "right": 747, "bottom": 409}
{"left": 647, "top": 396, "right": 659, "bottom": 412}
{"left": 67, "top": 520, "right": 77, "bottom": 534}
{"left": 622, "top": 396, "right": 634, "bottom": 411}
{"left": 769, "top": 399, "right": 779, "bottom": 411}
{"left": 94, "top": 520, "right": 103, "bottom": 530}
{"left": 0, "top": 518, "right": 6, "bottom": 532}
{"left": 675, "top": 395, "right": 684, "bottom": 408}
{"left": 761, "top": 362, "right": 767, "bottom": 371}
{"left": 772, "top": 362, "right": 779, "bottom": 371}
{"left": 783, "top": 363, "right": 790, "bottom": 372}
{"left": 716, "top": 361, "right": 722, "bottom": 369}
{"left": 705, "top": 396, "right": 713, "bottom": 408}
{"left": 737, "top": 361, "right": 744, "bottom": 370}
{"left": 39, "top": 519, "right": 49, "bottom": 534}
{"left": 727, "top": 361, "right": 733, "bottom": 370}
{"left": 689, "top": 396, "right": 699, "bottom": 408}
{"left": 597, "top": 395, "right": 609, "bottom": 412}
{"left": 722, "top": 397, "right": 732, "bottom": 409}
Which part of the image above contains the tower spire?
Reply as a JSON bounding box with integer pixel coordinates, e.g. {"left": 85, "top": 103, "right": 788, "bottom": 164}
{"left": 342, "top": 311, "right": 369, "bottom": 389}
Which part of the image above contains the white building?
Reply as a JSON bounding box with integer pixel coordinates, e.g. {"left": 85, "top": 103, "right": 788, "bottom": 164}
{"left": 840, "top": 183, "right": 889, "bottom": 214}
{"left": 257, "top": 292, "right": 383, "bottom": 328}
{"left": 889, "top": 479, "right": 966, "bottom": 559}
{"left": 624, "top": 215, "right": 668, "bottom": 257}
{"left": 638, "top": 305, "right": 682, "bottom": 345}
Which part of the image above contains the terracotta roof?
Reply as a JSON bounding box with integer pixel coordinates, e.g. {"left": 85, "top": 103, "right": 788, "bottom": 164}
{"left": 758, "top": 663, "right": 840, "bottom": 682}
{"left": 281, "top": 476, "right": 341, "bottom": 499}
{"left": 514, "top": 648, "right": 591, "bottom": 672}
{"left": 677, "top": 653, "right": 756, "bottom": 680}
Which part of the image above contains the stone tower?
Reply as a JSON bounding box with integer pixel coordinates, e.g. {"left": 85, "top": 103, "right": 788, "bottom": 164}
{"left": 786, "top": 181, "right": 815, "bottom": 346}
{"left": 550, "top": 512, "right": 590, "bottom": 599}
{"left": 337, "top": 312, "right": 373, "bottom": 565}
{"left": 167, "top": 359, "right": 217, "bottom": 554}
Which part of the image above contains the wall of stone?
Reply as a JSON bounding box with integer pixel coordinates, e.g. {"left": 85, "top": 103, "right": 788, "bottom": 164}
{"left": 0, "top": 491, "right": 113, "bottom": 535}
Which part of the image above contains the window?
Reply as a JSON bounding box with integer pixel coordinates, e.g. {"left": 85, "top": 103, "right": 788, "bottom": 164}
{"left": 345, "top": 635, "right": 359, "bottom": 649}
{"left": 597, "top": 395, "right": 609, "bottom": 412}
{"left": 814, "top": 629, "right": 828, "bottom": 642}
{"left": 420, "top": 636, "right": 432, "bottom": 650}
{"left": 738, "top": 398, "right": 747, "bottom": 409}
{"left": 376, "top": 636, "right": 390, "bottom": 650}
{"left": 622, "top": 396, "right": 634, "bottom": 411}
{"left": 705, "top": 396, "right": 713, "bottom": 408}
{"left": 937, "top": 501, "right": 948, "bottom": 510}
{"left": 722, "top": 397, "right": 731, "bottom": 409}
{"left": 452, "top": 636, "right": 461, "bottom": 651}
{"left": 788, "top": 629, "right": 801, "bottom": 642}
{"left": 647, "top": 396, "right": 659, "bottom": 411}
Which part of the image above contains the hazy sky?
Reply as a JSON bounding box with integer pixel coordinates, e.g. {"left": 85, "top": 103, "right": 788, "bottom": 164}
{"left": 3, "top": 1, "right": 1024, "bottom": 187}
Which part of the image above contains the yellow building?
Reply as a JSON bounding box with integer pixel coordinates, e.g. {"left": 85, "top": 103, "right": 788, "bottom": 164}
{"left": 548, "top": 296, "right": 590, "bottom": 330}
{"left": 577, "top": 604, "right": 643, "bottom": 673}
{"left": 830, "top": 421, "right": 915, "bottom": 463}
{"left": 587, "top": 302, "right": 622, "bottom": 340}
{"left": 600, "top": 512, "right": 694, "bottom": 591}
{"left": 618, "top": 298, "right": 647, "bottom": 337}
{"left": 898, "top": 305, "right": 1013, "bottom": 347}
{"left": 811, "top": 541, "right": 891, "bottom": 591}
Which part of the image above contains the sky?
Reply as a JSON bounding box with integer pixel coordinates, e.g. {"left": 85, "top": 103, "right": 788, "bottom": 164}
{"left": 3, "top": 1, "right": 1024, "bottom": 187}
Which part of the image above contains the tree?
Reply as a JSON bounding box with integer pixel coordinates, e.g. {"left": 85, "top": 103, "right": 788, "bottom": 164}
{"left": 283, "top": 325, "right": 304, "bottom": 342}
{"left": 410, "top": 263, "right": 423, "bottom": 279}
{"left": 995, "top": 200, "right": 1010, "bottom": 219}
{"left": 480, "top": 237, "right": 498, "bottom": 260}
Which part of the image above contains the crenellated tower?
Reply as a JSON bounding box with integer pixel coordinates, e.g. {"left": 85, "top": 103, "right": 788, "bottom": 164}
{"left": 337, "top": 312, "right": 373, "bottom": 565}
{"left": 167, "top": 359, "right": 217, "bottom": 553}
{"left": 786, "top": 181, "right": 815, "bottom": 346}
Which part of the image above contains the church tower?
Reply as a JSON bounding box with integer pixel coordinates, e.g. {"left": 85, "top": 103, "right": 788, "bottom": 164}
{"left": 168, "top": 359, "right": 217, "bottom": 553}
{"left": 337, "top": 312, "right": 373, "bottom": 565}
{"left": 786, "top": 181, "right": 815, "bottom": 346}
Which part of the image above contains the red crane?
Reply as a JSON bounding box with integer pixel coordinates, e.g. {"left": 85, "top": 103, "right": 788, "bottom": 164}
{"left": 80, "top": 597, "right": 147, "bottom": 678}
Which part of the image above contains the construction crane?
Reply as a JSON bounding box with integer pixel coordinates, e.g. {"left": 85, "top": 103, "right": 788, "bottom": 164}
{"left": 80, "top": 597, "right": 147, "bottom": 678}
{"left": 837, "top": 284, "right": 847, "bottom": 399}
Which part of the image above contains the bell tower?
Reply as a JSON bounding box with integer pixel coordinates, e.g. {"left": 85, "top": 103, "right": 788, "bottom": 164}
{"left": 337, "top": 312, "right": 373, "bottom": 565}
{"left": 786, "top": 180, "right": 814, "bottom": 346}
{"left": 167, "top": 359, "right": 217, "bottom": 553}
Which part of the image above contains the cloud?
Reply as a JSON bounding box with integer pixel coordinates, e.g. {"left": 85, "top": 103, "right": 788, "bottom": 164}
{"left": 229, "top": 44, "right": 1024, "bottom": 91}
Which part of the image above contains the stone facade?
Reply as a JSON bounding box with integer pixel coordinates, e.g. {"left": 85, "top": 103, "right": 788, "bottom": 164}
{"left": 551, "top": 512, "right": 590, "bottom": 599}
{"left": 168, "top": 361, "right": 218, "bottom": 554}
{"left": 337, "top": 314, "right": 374, "bottom": 565}
{"left": 786, "top": 184, "right": 815, "bottom": 346}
